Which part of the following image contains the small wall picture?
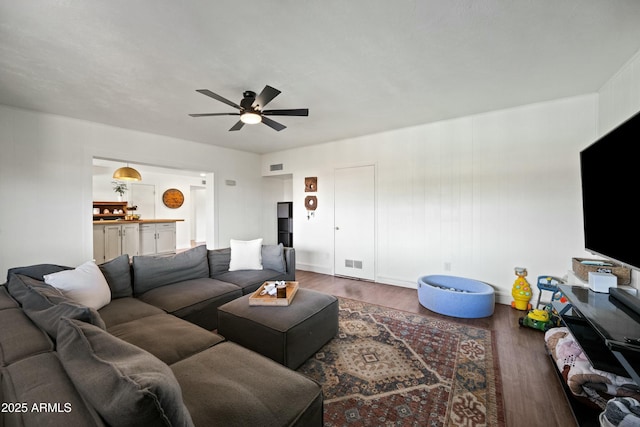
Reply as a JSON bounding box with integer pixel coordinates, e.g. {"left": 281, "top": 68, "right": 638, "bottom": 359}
{"left": 305, "top": 177, "right": 317, "bottom": 192}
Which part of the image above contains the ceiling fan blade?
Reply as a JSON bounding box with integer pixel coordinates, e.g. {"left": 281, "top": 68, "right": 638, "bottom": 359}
{"left": 253, "top": 85, "right": 281, "bottom": 110}
{"left": 261, "top": 116, "right": 286, "bottom": 131}
{"left": 229, "top": 120, "right": 245, "bottom": 131}
{"left": 262, "top": 108, "right": 309, "bottom": 117}
{"left": 189, "top": 113, "right": 240, "bottom": 117}
{"left": 196, "top": 89, "right": 242, "bottom": 110}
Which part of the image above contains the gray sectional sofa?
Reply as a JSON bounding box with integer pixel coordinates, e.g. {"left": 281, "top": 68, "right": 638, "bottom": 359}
{"left": 0, "top": 244, "right": 324, "bottom": 427}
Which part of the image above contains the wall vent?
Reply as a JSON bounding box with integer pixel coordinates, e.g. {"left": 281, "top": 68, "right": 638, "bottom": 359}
{"left": 344, "top": 259, "right": 363, "bottom": 269}
{"left": 270, "top": 163, "right": 284, "bottom": 172}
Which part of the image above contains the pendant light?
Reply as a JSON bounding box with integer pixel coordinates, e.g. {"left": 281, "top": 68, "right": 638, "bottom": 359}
{"left": 113, "top": 164, "right": 142, "bottom": 181}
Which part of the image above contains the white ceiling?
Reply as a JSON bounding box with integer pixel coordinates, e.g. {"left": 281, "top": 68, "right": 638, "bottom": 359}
{"left": 2, "top": 1, "right": 640, "bottom": 154}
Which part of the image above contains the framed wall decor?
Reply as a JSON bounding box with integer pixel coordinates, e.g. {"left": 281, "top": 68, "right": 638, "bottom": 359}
{"left": 305, "top": 177, "right": 317, "bottom": 192}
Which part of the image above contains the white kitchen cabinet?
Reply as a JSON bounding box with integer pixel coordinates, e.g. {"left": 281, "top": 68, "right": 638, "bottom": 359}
{"left": 139, "top": 222, "right": 176, "bottom": 256}
{"left": 93, "top": 223, "right": 139, "bottom": 263}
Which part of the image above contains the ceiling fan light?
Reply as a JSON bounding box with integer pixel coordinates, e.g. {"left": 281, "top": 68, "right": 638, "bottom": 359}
{"left": 240, "top": 112, "right": 262, "bottom": 125}
{"left": 113, "top": 166, "right": 142, "bottom": 181}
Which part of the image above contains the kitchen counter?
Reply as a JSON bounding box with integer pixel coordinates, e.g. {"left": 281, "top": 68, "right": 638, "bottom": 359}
{"left": 92, "top": 219, "right": 184, "bottom": 224}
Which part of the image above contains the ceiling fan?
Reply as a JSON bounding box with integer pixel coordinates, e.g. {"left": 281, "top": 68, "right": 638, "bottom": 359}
{"left": 189, "top": 85, "right": 309, "bottom": 132}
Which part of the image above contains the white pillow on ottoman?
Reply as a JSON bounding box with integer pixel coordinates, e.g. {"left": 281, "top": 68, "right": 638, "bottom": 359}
{"left": 44, "top": 261, "right": 111, "bottom": 310}
{"left": 229, "top": 238, "right": 263, "bottom": 271}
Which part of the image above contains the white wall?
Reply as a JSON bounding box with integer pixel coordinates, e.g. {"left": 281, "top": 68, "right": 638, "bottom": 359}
{"left": 0, "top": 105, "right": 263, "bottom": 279}
{"left": 262, "top": 94, "right": 599, "bottom": 303}
{"left": 598, "top": 49, "right": 640, "bottom": 134}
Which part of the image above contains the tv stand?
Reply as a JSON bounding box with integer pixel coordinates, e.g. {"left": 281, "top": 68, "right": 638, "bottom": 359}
{"left": 556, "top": 285, "right": 640, "bottom": 384}
{"left": 550, "top": 285, "right": 640, "bottom": 426}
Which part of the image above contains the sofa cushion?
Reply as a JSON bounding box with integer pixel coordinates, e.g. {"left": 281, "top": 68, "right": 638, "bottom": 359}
{"left": 107, "top": 313, "right": 224, "bottom": 365}
{"left": 7, "top": 274, "right": 106, "bottom": 339}
{"left": 0, "top": 286, "right": 18, "bottom": 310}
{"left": 133, "top": 245, "right": 209, "bottom": 295}
{"left": 207, "top": 247, "right": 231, "bottom": 276}
{"left": 98, "top": 254, "right": 133, "bottom": 298}
{"left": 0, "top": 307, "right": 53, "bottom": 366}
{"left": 56, "top": 318, "right": 195, "bottom": 427}
{"left": 44, "top": 260, "right": 111, "bottom": 310}
{"left": 137, "top": 277, "right": 242, "bottom": 329}
{"left": 229, "top": 238, "right": 263, "bottom": 271}
{"left": 170, "top": 342, "right": 323, "bottom": 427}
{"left": 2, "top": 352, "right": 106, "bottom": 426}
{"left": 261, "top": 243, "right": 286, "bottom": 273}
{"left": 212, "top": 269, "right": 288, "bottom": 295}
{"left": 98, "top": 297, "right": 165, "bottom": 328}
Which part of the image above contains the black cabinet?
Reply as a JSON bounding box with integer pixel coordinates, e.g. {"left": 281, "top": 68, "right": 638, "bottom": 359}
{"left": 277, "top": 202, "right": 293, "bottom": 247}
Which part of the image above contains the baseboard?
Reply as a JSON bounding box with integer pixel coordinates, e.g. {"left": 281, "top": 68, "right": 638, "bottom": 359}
{"left": 375, "top": 275, "right": 417, "bottom": 289}
{"left": 495, "top": 290, "right": 512, "bottom": 305}
{"left": 296, "top": 263, "right": 333, "bottom": 276}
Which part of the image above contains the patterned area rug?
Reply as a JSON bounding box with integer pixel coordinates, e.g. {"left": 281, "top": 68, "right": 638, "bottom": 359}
{"left": 297, "top": 297, "right": 505, "bottom": 427}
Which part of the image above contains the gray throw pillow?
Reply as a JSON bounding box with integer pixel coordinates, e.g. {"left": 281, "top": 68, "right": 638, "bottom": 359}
{"left": 98, "top": 254, "right": 133, "bottom": 298}
{"left": 56, "top": 318, "right": 195, "bottom": 427}
{"left": 132, "top": 245, "right": 209, "bottom": 295}
{"left": 261, "top": 244, "right": 286, "bottom": 273}
{"left": 6, "top": 274, "right": 106, "bottom": 339}
{"left": 207, "top": 248, "right": 231, "bottom": 276}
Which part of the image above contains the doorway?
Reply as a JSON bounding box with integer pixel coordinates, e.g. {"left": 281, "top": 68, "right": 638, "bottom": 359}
{"left": 334, "top": 165, "right": 375, "bottom": 280}
{"left": 191, "top": 186, "right": 207, "bottom": 246}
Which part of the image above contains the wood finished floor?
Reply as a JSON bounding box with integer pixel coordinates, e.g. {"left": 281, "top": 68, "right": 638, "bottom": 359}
{"left": 296, "top": 270, "right": 578, "bottom": 427}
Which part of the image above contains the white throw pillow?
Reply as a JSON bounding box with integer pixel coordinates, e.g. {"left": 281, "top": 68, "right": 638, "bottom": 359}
{"left": 229, "top": 238, "right": 263, "bottom": 271}
{"left": 44, "top": 261, "right": 111, "bottom": 310}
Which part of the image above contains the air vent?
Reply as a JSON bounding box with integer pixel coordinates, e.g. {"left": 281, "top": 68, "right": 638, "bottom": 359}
{"left": 225, "top": 180, "right": 236, "bottom": 186}
{"left": 344, "top": 259, "right": 363, "bottom": 269}
{"left": 270, "top": 163, "right": 284, "bottom": 172}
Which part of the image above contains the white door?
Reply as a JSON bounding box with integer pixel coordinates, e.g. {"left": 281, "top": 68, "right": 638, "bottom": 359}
{"left": 130, "top": 183, "right": 156, "bottom": 220}
{"left": 104, "top": 225, "right": 122, "bottom": 262}
{"left": 121, "top": 223, "right": 139, "bottom": 257}
{"left": 334, "top": 165, "right": 375, "bottom": 280}
{"left": 139, "top": 224, "right": 157, "bottom": 255}
{"left": 191, "top": 186, "right": 207, "bottom": 244}
{"left": 156, "top": 223, "right": 177, "bottom": 254}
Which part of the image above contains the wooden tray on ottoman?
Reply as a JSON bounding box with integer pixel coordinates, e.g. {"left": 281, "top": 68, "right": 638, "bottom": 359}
{"left": 249, "top": 281, "right": 299, "bottom": 306}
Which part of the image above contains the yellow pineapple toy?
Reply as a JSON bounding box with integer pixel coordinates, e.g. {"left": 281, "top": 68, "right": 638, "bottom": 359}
{"left": 511, "top": 267, "right": 532, "bottom": 311}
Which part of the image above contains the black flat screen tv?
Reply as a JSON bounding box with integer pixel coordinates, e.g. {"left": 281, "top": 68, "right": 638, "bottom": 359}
{"left": 580, "top": 110, "right": 640, "bottom": 271}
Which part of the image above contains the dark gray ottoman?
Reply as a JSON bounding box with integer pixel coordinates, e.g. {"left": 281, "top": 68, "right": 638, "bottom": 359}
{"left": 217, "top": 288, "right": 339, "bottom": 369}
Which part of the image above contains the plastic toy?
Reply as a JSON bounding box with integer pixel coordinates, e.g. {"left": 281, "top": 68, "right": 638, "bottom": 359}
{"left": 535, "top": 275, "right": 567, "bottom": 308}
{"left": 519, "top": 304, "right": 562, "bottom": 332}
{"left": 511, "top": 267, "right": 532, "bottom": 311}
